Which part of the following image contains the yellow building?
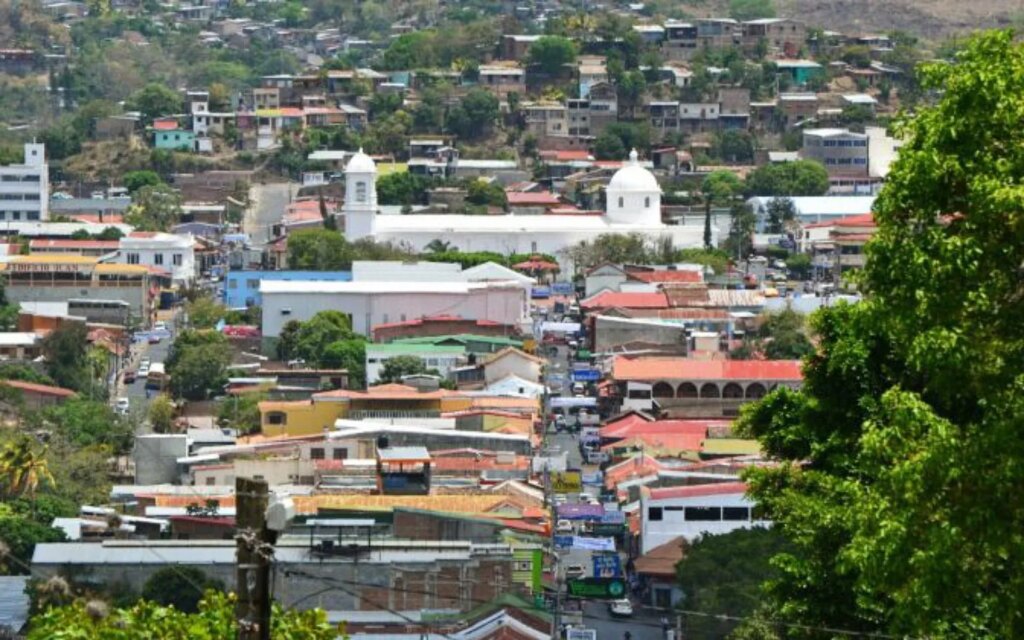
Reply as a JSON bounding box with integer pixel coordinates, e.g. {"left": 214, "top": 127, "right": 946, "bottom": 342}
{"left": 259, "top": 383, "right": 480, "bottom": 437}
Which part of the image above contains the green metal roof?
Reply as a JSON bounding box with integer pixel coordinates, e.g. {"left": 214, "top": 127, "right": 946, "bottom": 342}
{"left": 365, "top": 343, "right": 466, "bottom": 355}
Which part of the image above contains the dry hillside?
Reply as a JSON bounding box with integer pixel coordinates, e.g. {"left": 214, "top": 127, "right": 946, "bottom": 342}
{"left": 683, "top": 0, "right": 1021, "bottom": 39}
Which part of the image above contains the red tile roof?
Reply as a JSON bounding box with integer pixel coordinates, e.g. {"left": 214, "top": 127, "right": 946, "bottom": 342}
{"left": 627, "top": 270, "right": 704, "bottom": 284}
{"left": 581, "top": 291, "right": 670, "bottom": 310}
{"left": 505, "top": 191, "right": 562, "bottom": 206}
{"left": 612, "top": 357, "right": 803, "bottom": 381}
{"left": 152, "top": 120, "right": 179, "bottom": 131}
{"left": 833, "top": 213, "right": 876, "bottom": 227}
{"left": 648, "top": 481, "right": 748, "bottom": 500}
{"left": 1, "top": 380, "right": 77, "bottom": 398}
{"left": 601, "top": 431, "right": 706, "bottom": 453}
{"left": 540, "top": 150, "right": 593, "bottom": 162}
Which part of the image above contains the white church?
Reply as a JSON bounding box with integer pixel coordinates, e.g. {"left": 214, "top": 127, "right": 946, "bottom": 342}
{"left": 341, "top": 148, "right": 710, "bottom": 260}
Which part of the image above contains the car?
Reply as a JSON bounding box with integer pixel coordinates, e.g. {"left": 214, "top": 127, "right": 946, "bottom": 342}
{"left": 123, "top": 370, "right": 136, "bottom": 384}
{"left": 577, "top": 492, "right": 590, "bottom": 503}
{"left": 154, "top": 321, "right": 167, "bottom": 332}
{"left": 139, "top": 358, "right": 151, "bottom": 368}
{"left": 553, "top": 494, "right": 567, "bottom": 505}
{"left": 564, "top": 564, "right": 587, "bottom": 580}
{"left": 148, "top": 334, "right": 161, "bottom": 344}
{"left": 555, "top": 519, "right": 573, "bottom": 534}
{"left": 138, "top": 365, "right": 150, "bottom": 378}
{"left": 609, "top": 599, "right": 634, "bottom": 617}
{"left": 114, "top": 397, "right": 130, "bottom": 415}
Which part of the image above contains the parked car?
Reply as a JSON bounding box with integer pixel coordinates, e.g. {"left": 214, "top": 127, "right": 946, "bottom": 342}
{"left": 154, "top": 321, "right": 167, "bottom": 332}
{"left": 609, "top": 599, "right": 634, "bottom": 617}
{"left": 114, "top": 397, "right": 130, "bottom": 415}
{"left": 556, "top": 519, "right": 573, "bottom": 534}
{"left": 148, "top": 334, "right": 161, "bottom": 344}
{"left": 138, "top": 364, "right": 150, "bottom": 378}
{"left": 564, "top": 564, "right": 587, "bottom": 580}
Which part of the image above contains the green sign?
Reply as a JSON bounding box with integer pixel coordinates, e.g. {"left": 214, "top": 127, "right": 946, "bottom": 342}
{"left": 567, "top": 578, "right": 627, "bottom": 599}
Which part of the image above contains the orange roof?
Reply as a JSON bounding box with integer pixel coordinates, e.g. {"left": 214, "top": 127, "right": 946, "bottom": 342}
{"left": 600, "top": 418, "right": 729, "bottom": 440}
{"left": 833, "top": 213, "right": 876, "bottom": 227}
{"left": 601, "top": 432, "right": 705, "bottom": 453}
{"left": 469, "top": 396, "right": 539, "bottom": 410}
{"left": 30, "top": 239, "right": 119, "bottom": 251}
{"left": 612, "top": 357, "right": 803, "bottom": 381}
{"left": 153, "top": 495, "right": 237, "bottom": 508}
{"left": 582, "top": 291, "right": 670, "bottom": 310}
{"left": 152, "top": 120, "right": 179, "bottom": 131}
{"left": 627, "top": 270, "right": 703, "bottom": 284}
{"left": 634, "top": 537, "right": 686, "bottom": 576}
{"left": 1, "top": 380, "right": 76, "bottom": 398}
{"left": 314, "top": 383, "right": 455, "bottom": 401}
{"left": 648, "top": 481, "right": 748, "bottom": 500}
{"left": 291, "top": 493, "right": 515, "bottom": 515}
{"left": 506, "top": 191, "right": 561, "bottom": 206}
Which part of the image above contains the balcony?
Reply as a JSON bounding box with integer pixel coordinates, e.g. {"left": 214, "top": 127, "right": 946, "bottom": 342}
{"left": 348, "top": 409, "right": 441, "bottom": 420}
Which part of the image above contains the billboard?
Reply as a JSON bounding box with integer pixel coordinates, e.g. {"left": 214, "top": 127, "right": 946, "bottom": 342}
{"left": 552, "top": 471, "right": 582, "bottom": 494}
{"left": 571, "top": 369, "right": 601, "bottom": 382}
{"left": 557, "top": 504, "right": 605, "bottom": 520}
{"left": 592, "top": 553, "right": 623, "bottom": 578}
{"left": 552, "top": 282, "right": 575, "bottom": 295}
{"left": 566, "top": 578, "right": 628, "bottom": 599}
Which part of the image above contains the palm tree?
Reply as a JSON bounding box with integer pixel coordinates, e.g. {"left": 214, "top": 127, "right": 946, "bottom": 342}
{"left": 424, "top": 239, "right": 454, "bottom": 253}
{"left": 0, "top": 438, "right": 54, "bottom": 499}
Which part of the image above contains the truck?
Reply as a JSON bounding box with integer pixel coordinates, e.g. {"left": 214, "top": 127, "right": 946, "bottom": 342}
{"left": 145, "top": 362, "right": 167, "bottom": 390}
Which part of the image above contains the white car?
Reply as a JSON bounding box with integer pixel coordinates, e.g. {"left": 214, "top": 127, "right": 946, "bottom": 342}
{"left": 114, "top": 397, "right": 130, "bottom": 415}
{"left": 138, "top": 364, "right": 150, "bottom": 378}
{"left": 609, "top": 599, "right": 634, "bottom": 617}
{"left": 555, "top": 519, "right": 573, "bottom": 534}
{"left": 564, "top": 564, "right": 587, "bottom": 580}
{"left": 154, "top": 321, "right": 167, "bottom": 332}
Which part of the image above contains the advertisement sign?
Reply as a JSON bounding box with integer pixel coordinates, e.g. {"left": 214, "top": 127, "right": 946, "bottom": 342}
{"left": 551, "top": 397, "right": 598, "bottom": 408}
{"left": 571, "top": 536, "right": 616, "bottom": 551}
{"left": 571, "top": 369, "right": 601, "bottom": 382}
{"left": 566, "top": 629, "right": 597, "bottom": 640}
{"left": 531, "top": 287, "right": 551, "bottom": 299}
{"left": 581, "top": 472, "right": 603, "bottom": 485}
{"left": 591, "top": 523, "right": 626, "bottom": 537}
{"left": 592, "top": 553, "right": 622, "bottom": 578}
{"left": 557, "top": 504, "right": 605, "bottom": 520}
{"left": 552, "top": 282, "right": 575, "bottom": 295}
{"left": 566, "top": 578, "right": 627, "bottom": 599}
{"left": 600, "top": 511, "right": 626, "bottom": 525}
{"left": 551, "top": 471, "right": 582, "bottom": 494}
{"left": 553, "top": 535, "right": 574, "bottom": 549}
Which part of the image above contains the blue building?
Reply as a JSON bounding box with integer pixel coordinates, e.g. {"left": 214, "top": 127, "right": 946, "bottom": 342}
{"left": 223, "top": 270, "right": 351, "bottom": 308}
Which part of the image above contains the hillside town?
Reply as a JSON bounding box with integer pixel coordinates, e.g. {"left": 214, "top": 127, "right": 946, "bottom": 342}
{"left": 0, "top": 0, "right": 1019, "bottom": 638}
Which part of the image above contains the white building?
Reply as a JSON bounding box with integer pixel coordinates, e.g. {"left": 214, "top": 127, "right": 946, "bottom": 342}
{"left": 0, "top": 143, "right": 48, "bottom": 222}
{"left": 115, "top": 232, "right": 196, "bottom": 285}
{"left": 340, "top": 148, "right": 708, "bottom": 269}
{"left": 640, "top": 481, "right": 769, "bottom": 553}
{"left": 260, "top": 279, "right": 531, "bottom": 339}
{"left": 364, "top": 342, "right": 466, "bottom": 384}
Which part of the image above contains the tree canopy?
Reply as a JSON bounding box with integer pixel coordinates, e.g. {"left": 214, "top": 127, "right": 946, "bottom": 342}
{"left": 744, "top": 160, "right": 830, "bottom": 197}
{"left": 736, "top": 31, "right": 1024, "bottom": 639}
{"left": 527, "top": 36, "right": 577, "bottom": 74}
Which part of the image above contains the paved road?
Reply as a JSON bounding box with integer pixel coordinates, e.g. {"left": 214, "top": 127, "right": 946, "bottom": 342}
{"left": 113, "top": 318, "right": 175, "bottom": 431}
{"left": 247, "top": 182, "right": 296, "bottom": 244}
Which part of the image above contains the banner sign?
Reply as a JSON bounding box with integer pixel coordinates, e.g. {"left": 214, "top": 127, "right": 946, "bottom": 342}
{"left": 571, "top": 369, "right": 601, "bottom": 382}
{"left": 551, "top": 471, "right": 582, "bottom": 494}
{"left": 571, "top": 536, "right": 616, "bottom": 551}
{"left": 553, "top": 535, "right": 574, "bottom": 549}
{"left": 557, "top": 504, "right": 605, "bottom": 520}
{"left": 600, "top": 511, "right": 626, "bottom": 524}
{"left": 566, "top": 577, "right": 627, "bottom": 599}
{"left": 552, "top": 282, "right": 575, "bottom": 295}
{"left": 592, "top": 553, "right": 622, "bottom": 577}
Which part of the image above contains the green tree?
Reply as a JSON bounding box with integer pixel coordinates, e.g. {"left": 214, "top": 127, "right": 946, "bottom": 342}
{"left": 42, "top": 399, "right": 132, "bottom": 452}
{"left": 41, "top": 323, "right": 88, "bottom": 392}
{"left": 217, "top": 393, "right": 264, "bottom": 435}
{"left": 527, "top": 35, "right": 577, "bottom": 74}
{"left": 765, "top": 197, "right": 795, "bottom": 233}
{"left": 759, "top": 308, "right": 814, "bottom": 359}
{"left": 0, "top": 512, "right": 65, "bottom": 575}
{"left": 128, "top": 184, "right": 183, "bottom": 232}
{"left": 712, "top": 129, "right": 754, "bottom": 164}
{"left": 378, "top": 355, "right": 429, "bottom": 383}
{"left": 466, "top": 179, "right": 507, "bottom": 208}
{"left": 321, "top": 339, "right": 367, "bottom": 387}
{"left": 701, "top": 171, "right": 743, "bottom": 249}
{"left": 0, "top": 438, "right": 54, "bottom": 499}
{"left": 125, "top": 83, "right": 182, "bottom": 124}
{"left": 286, "top": 229, "right": 351, "bottom": 270}
{"left": 166, "top": 331, "right": 232, "bottom": 401}
{"left": 27, "top": 591, "right": 335, "bottom": 639}
{"left": 141, "top": 567, "right": 224, "bottom": 614}
{"left": 786, "top": 252, "right": 811, "bottom": 279}
{"left": 593, "top": 132, "right": 626, "bottom": 161}
{"left": 148, "top": 394, "right": 175, "bottom": 434}
{"left": 0, "top": 303, "right": 18, "bottom": 331}
{"left": 676, "top": 528, "right": 791, "bottom": 640}
{"left": 744, "top": 160, "right": 829, "bottom": 197}
{"left": 122, "top": 170, "right": 162, "bottom": 194}
{"left": 446, "top": 88, "right": 499, "bottom": 140}
{"left": 736, "top": 31, "right": 1024, "bottom": 639}
{"left": 185, "top": 295, "right": 227, "bottom": 330}
{"left": 376, "top": 172, "right": 431, "bottom": 206}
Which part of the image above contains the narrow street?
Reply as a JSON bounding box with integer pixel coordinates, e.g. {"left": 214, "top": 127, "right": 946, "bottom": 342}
{"left": 246, "top": 181, "right": 295, "bottom": 244}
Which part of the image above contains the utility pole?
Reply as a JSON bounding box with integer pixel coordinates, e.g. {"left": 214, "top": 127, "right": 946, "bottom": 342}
{"left": 236, "top": 477, "right": 274, "bottom": 640}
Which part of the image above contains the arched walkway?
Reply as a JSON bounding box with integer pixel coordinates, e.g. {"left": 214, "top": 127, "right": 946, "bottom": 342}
{"left": 652, "top": 382, "right": 674, "bottom": 398}
{"left": 746, "top": 383, "right": 767, "bottom": 399}
{"left": 722, "top": 383, "right": 744, "bottom": 399}
{"left": 699, "top": 383, "right": 720, "bottom": 398}
{"left": 677, "top": 382, "right": 698, "bottom": 398}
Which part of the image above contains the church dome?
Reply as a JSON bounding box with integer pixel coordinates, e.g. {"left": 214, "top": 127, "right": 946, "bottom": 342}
{"left": 345, "top": 148, "right": 377, "bottom": 174}
{"left": 607, "top": 149, "right": 659, "bottom": 192}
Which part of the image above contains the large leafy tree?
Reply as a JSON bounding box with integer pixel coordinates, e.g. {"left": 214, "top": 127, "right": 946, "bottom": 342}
{"left": 446, "top": 88, "right": 498, "bottom": 140}
{"left": 526, "top": 36, "right": 577, "bottom": 74}
{"left": 41, "top": 322, "right": 89, "bottom": 392}
{"left": 744, "top": 160, "right": 829, "bottom": 198}
{"left": 125, "top": 83, "right": 182, "bottom": 124}
{"left": 702, "top": 171, "right": 743, "bottom": 249}
{"left": 141, "top": 567, "right": 224, "bottom": 614}
{"left": 738, "top": 31, "right": 1024, "bottom": 639}
{"left": 167, "top": 330, "right": 232, "bottom": 401}
{"left": 286, "top": 229, "right": 351, "bottom": 271}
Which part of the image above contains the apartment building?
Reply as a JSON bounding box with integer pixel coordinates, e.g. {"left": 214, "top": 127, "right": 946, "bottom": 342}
{"left": 0, "top": 143, "right": 48, "bottom": 222}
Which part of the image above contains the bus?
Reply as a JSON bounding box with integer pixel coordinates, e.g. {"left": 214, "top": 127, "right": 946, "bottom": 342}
{"left": 145, "top": 362, "right": 167, "bottom": 391}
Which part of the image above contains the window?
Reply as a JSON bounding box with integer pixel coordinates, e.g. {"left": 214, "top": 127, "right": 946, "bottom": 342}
{"left": 723, "top": 507, "right": 750, "bottom": 521}
{"left": 173, "top": 254, "right": 183, "bottom": 266}
{"left": 644, "top": 197, "right": 650, "bottom": 208}
{"left": 266, "top": 412, "right": 287, "bottom": 425}
{"left": 228, "top": 280, "right": 238, "bottom": 289}
{"left": 618, "top": 197, "right": 624, "bottom": 208}
{"left": 205, "top": 476, "right": 216, "bottom": 486}
{"left": 514, "top": 560, "right": 532, "bottom": 571}
{"left": 154, "top": 253, "right": 164, "bottom": 265}
{"left": 310, "top": 447, "right": 325, "bottom": 460}
{"left": 27, "top": 212, "right": 38, "bottom": 221}
{"left": 531, "top": 241, "right": 538, "bottom": 253}
{"left": 333, "top": 448, "right": 348, "bottom": 460}
{"left": 126, "top": 253, "right": 140, "bottom": 265}
{"left": 246, "top": 279, "right": 259, "bottom": 289}
{"left": 648, "top": 507, "right": 663, "bottom": 521}
{"left": 355, "top": 181, "right": 367, "bottom": 203}
{"left": 685, "top": 506, "right": 721, "bottom": 521}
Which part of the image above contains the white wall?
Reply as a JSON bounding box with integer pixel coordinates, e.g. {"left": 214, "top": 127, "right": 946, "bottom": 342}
{"left": 262, "top": 287, "right": 529, "bottom": 338}
{"left": 365, "top": 350, "right": 464, "bottom": 383}
{"left": 641, "top": 491, "right": 770, "bottom": 553}
{"left": 117, "top": 234, "right": 196, "bottom": 284}
{"left": 484, "top": 353, "right": 542, "bottom": 384}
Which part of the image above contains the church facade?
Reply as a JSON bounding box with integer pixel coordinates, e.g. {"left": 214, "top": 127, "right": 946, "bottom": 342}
{"left": 341, "top": 149, "right": 710, "bottom": 265}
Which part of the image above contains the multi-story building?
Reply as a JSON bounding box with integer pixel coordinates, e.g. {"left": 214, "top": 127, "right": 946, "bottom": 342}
{"left": 778, "top": 92, "right": 819, "bottom": 127}
{"left": 523, "top": 102, "right": 568, "bottom": 139}
{"left": 640, "top": 482, "right": 769, "bottom": 552}
{"left": 801, "top": 128, "right": 875, "bottom": 193}
{"left": 696, "top": 18, "right": 741, "bottom": 49}
{"left": 648, "top": 101, "right": 681, "bottom": 139}
{"left": 679, "top": 102, "right": 720, "bottom": 133}
{"left": 477, "top": 65, "right": 526, "bottom": 100}
{"left": 223, "top": 270, "right": 352, "bottom": 309}
{"left": 115, "top": 232, "right": 197, "bottom": 286}
{"left": 741, "top": 18, "right": 807, "bottom": 57}
{"left": 662, "top": 20, "right": 699, "bottom": 61}
{"left": 717, "top": 87, "right": 751, "bottom": 129}
{"left": 0, "top": 143, "right": 48, "bottom": 222}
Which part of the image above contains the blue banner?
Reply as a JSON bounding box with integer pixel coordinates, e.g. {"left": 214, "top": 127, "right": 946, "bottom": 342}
{"left": 572, "top": 369, "right": 601, "bottom": 382}
{"left": 553, "top": 535, "right": 574, "bottom": 549}
{"left": 552, "top": 282, "right": 574, "bottom": 295}
{"left": 531, "top": 287, "right": 551, "bottom": 299}
{"left": 592, "top": 553, "right": 622, "bottom": 578}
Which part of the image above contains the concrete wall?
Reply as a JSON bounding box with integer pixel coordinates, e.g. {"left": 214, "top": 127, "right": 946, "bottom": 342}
{"left": 393, "top": 509, "right": 505, "bottom": 543}
{"left": 133, "top": 435, "right": 189, "bottom": 485}
{"left": 6, "top": 285, "right": 147, "bottom": 323}
{"left": 593, "top": 317, "right": 688, "bottom": 352}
